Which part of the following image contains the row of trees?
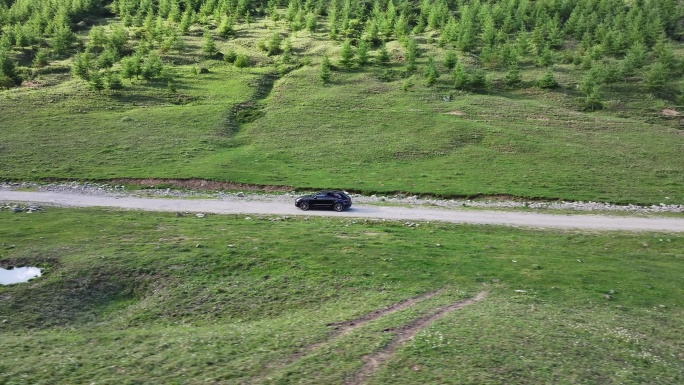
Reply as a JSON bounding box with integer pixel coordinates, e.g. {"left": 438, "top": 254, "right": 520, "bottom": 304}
{"left": 0, "top": 0, "right": 683, "bottom": 95}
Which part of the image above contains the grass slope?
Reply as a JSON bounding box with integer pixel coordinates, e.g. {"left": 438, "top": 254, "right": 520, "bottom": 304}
{"left": 0, "top": 18, "right": 683, "bottom": 204}
{"left": 1, "top": 208, "right": 682, "bottom": 384}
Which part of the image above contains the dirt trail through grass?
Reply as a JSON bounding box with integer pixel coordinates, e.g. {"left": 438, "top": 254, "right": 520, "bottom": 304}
{"left": 345, "top": 291, "right": 489, "bottom": 385}
{"left": 248, "top": 289, "right": 445, "bottom": 384}
{"left": 298, "top": 289, "right": 444, "bottom": 358}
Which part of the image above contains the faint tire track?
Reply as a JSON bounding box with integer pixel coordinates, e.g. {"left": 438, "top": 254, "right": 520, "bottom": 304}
{"left": 345, "top": 291, "right": 489, "bottom": 385}
{"left": 246, "top": 289, "right": 444, "bottom": 384}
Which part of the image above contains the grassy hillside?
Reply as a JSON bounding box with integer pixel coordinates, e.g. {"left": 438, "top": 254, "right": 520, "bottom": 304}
{"left": 1, "top": 0, "right": 683, "bottom": 204}
{"left": 1, "top": 208, "right": 683, "bottom": 384}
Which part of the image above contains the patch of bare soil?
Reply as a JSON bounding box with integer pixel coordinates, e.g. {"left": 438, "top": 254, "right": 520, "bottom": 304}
{"left": 108, "top": 178, "right": 292, "bottom": 192}
{"left": 662, "top": 108, "right": 679, "bottom": 116}
{"left": 21, "top": 81, "right": 42, "bottom": 89}
{"left": 345, "top": 291, "right": 488, "bottom": 385}
{"left": 445, "top": 111, "right": 465, "bottom": 115}
{"left": 526, "top": 115, "right": 549, "bottom": 121}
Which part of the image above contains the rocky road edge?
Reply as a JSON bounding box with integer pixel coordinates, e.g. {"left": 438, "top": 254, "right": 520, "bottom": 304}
{"left": 1, "top": 182, "right": 682, "bottom": 214}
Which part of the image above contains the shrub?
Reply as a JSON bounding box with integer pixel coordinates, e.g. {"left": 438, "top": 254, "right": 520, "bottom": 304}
{"left": 234, "top": 54, "right": 249, "bottom": 71}
{"left": 444, "top": 51, "right": 457, "bottom": 70}
{"left": 224, "top": 49, "right": 237, "bottom": 64}
{"left": 376, "top": 45, "right": 390, "bottom": 65}
{"left": 402, "top": 78, "right": 415, "bottom": 92}
{"left": 33, "top": 49, "right": 50, "bottom": 68}
{"left": 504, "top": 65, "right": 522, "bottom": 87}
{"left": 536, "top": 70, "right": 559, "bottom": 89}
{"left": 469, "top": 69, "right": 490, "bottom": 91}
{"left": 106, "top": 72, "right": 124, "bottom": 90}
{"left": 88, "top": 70, "right": 104, "bottom": 91}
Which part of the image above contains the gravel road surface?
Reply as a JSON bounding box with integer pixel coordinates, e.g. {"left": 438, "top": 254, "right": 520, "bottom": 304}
{"left": 2, "top": 190, "right": 683, "bottom": 232}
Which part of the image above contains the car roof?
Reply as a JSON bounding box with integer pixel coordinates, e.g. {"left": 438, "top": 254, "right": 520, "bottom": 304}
{"left": 315, "top": 190, "right": 349, "bottom": 196}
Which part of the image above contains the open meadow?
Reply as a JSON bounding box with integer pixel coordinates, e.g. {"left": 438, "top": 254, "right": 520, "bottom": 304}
{"left": 1, "top": 208, "right": 683, "bottom": 384}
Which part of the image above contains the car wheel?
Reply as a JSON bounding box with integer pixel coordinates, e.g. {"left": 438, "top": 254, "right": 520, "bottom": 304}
{"left": 300, "top": 201, "right": 310, "bottom": 211}
{"left": 333, "top": 202, "right": 344, "bottom": 212}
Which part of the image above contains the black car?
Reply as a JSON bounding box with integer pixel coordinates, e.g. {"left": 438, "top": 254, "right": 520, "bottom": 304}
{"left": 295, "top": 191, "right": 352, "bottom": 212}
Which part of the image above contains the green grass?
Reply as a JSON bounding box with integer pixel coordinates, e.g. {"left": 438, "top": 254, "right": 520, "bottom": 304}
{"left": 211, "top": 67, "right": 682, "bottom": 204}
{"left": 1, "top": 17, "right": 683, "bottom": 205}
{"left": 1, "top": 208, "right": 682, "bottom": 384}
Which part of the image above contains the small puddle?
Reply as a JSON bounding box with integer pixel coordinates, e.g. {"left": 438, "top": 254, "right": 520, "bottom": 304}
{"left": 0, "top": 267, "right": 42, "bottom": 285}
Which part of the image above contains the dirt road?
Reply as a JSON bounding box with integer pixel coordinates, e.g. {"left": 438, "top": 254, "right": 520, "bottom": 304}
{"left": 1, "top": 190, "right": 683, "bottom": 232}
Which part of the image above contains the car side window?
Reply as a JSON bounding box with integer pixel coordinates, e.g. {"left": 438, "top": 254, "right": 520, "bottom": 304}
{"left": 316, "top": 193, "right": 327, "bottom": 199}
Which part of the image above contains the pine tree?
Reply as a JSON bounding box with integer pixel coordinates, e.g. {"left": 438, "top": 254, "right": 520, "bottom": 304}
{"left": 180, "top": 9, "right": 193, "bottom": 34}
{"left": 339, "top": 39, "right": 354, "bottom": 68}
{"left": 357, "top": 40, "right": 369, "bottom": 66}
{"left": 536, "top": 69, "right": 559, "bottom": 89}
{"left": 71, "top": 52, "right": 94, "bottom": 80}
{"left": 320, "top": 55, "right": 331, "bottom": 83}
{"left": 88, "top": 70, "right": 105, "bottom": 91}
{"left": 652, "top": 35, "right": 676, "bottom": 71}
{"left": 234, "top": 54, "right": 249, "bottom": 72}
{"left": 120, "top": 55, "right": 142, "bottom": 80}
{"left": 33, "top": 49, "right": 50, "bottom": 68}
{"left": 106, "top": 71, "right": 124, "bottom": 90}
{"left": 394, "top": 13, "right": 409, "bottom": 40}
{"left": 602, "top": 62, "right": 621, "bottom": 84}
{"left": 202, "top": 29, "right": 218, "bottom": 57}
{"left": 281, "top": 39, "right": 293, "bottom": 64}
{"left": 223, "top": 49, "right": 238, "bottom": 64}
{"left": 108, "top": 25, "right": 129, "bottom": 56}
{"left": 453, "top": 62, "right": 468, "bottom": 90}
{"left": 677, "top": 84, "right": 684, "bottom": 105}
{"left": 481, "top": 16, "right": 496, "bottom": 48}
{"left": 161, "top": 28, "right": 185, "bottom": 53}
{"left": 0, "top": 74, "right": 14, "bottom": 90}
{"left": 645, "top": 61, "right": 669, "bottom": 91}
{"left": 97, "top": 46, "right": 119, "bottom": 69}
{"left": 0, "top": 49, "right": 19, "bottom": 85}
{"left": 406, "top": 38, "right": 420, "bottom": 62}
{"left": 579, "top": 72, "right": 603, "bottom": 110}
{"left": 218, "top": 17, "right": 235, "bottom": 39}
{"left": 584, "top": 87, "right": 603, "bottom": 111}
{"left": 306, "top": 12, "right": 317, "bottom": 32}
{"left": 515, "top": 32, "right": 529, "bottom": 57}
{"left": 444, "top": 51, "right": 457, "bottom": 70}
{"left": 363, "top": 20, "right": 380, "bottom": 45}
{"left": 621, "top": 41, "right": 647, "bottom": 76}
{"left": 424, "top": 57, "right": 439, "bottom": 86}
{"left": 51, "top": 24, "right": 75, "bottom": 57}
{"left": 141, "top": 52, "right": 163, "bottom": 81}
{"left": 376, "top": 44, "right": 390, "bottom": 65}
{"left": 470, "top": 69, "right": 490, "bottom": 92}
{"left": 537, "top": 45, "right": 554, "bottom": 67}
{"left": 267, "top": 32, "right": 282, "bottom": 56}
{"left": 504, "top": 64, "right": 522, "bottom": 87}
{"left": 87, "top": 26, "right": 108, "bottom": 52}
